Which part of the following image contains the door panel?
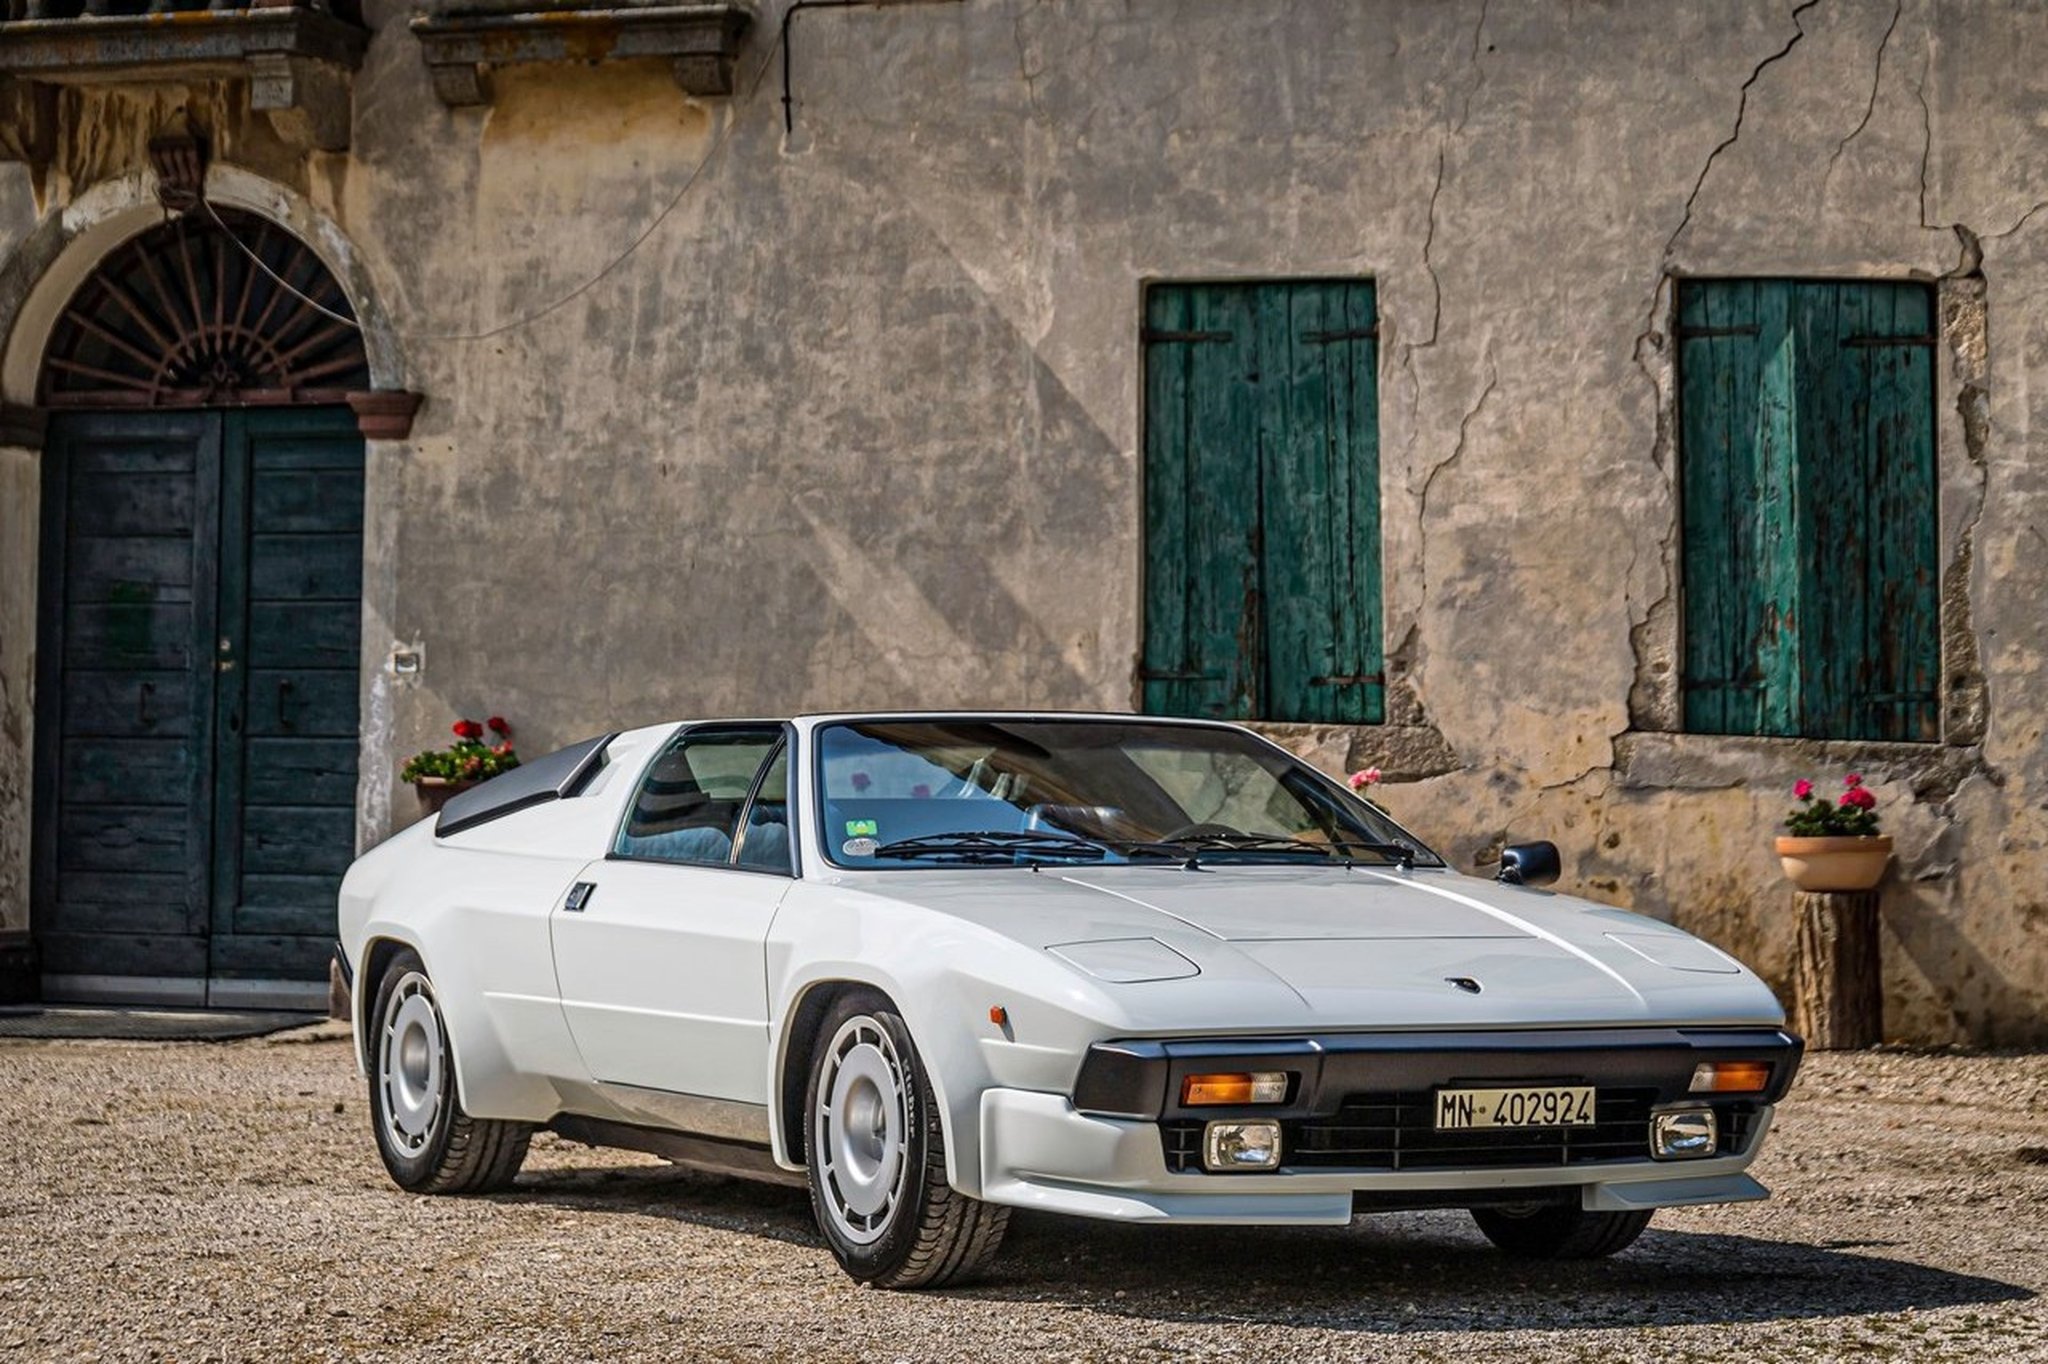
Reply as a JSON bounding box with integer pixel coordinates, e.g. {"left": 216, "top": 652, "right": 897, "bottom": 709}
{"left": 207, "top": 407, "right": 364, "bottom": 983}
{"left": 35, "top": 414, "right": 220, "bottom": 990}
{"left": 552, "top": 860, "right": 789, "bottom": 1102}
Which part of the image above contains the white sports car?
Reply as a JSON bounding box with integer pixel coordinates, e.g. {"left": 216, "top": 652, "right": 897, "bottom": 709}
{"left": 338, "top": 713, "right": 1801, "bottom": 1287}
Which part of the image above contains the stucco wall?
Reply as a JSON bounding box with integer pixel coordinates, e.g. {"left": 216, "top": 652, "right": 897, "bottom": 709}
{"left": 2, "top": 0, "right": 2046, "bottom": 1040}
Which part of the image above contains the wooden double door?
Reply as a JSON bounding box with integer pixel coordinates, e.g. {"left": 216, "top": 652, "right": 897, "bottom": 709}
{"left": 34, "top": 407, "right": 365, "bottom": 1005}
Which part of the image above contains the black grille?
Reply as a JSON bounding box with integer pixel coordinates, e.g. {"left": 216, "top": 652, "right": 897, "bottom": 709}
{"left": 1160, "top": 1091, "right": 1762, "bottom": 1173}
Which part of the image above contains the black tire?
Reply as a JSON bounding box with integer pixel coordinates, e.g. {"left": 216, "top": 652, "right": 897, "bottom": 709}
{"left": 1471, "top": 1204, "right": 1654, "bottom": 1259}
{"left": 367, "top": 948, "right": 531, "bottom": 1194}
{"left": 801, "top": 990, "right": 1008, "bottom": 1288}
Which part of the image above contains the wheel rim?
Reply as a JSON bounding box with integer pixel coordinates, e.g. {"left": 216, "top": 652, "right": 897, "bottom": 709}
{"left": 813, "top": 1015, "right": 911, "bottom": 1246}
{"left": 379, "top": 971, "right": 445, "bottom": 1157}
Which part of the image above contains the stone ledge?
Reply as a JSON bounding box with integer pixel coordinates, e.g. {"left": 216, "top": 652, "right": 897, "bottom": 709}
{"left": 0, "top": 8, "right": 369, "bottom": 151}
{"left": 1614, "top": 729, "right": 1982, "bottom": 800}
{"left": 409, "top": 0, "right": 753, "bottom": 106}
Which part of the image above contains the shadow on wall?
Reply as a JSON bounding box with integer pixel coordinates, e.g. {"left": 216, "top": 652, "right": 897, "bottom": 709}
{"left": 499, "top": 1161, "right": 2033, "bottom": 1332}
{"left": 1883, "top": 875, "right": 2041, "bottom": 1049}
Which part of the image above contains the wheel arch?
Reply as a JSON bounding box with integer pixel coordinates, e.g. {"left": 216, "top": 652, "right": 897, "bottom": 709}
{"left": 769, "top": 972, "right": 986, "bottom": 1195}
{"left": 772, "top": 977, "right": 876, "bottom": 1167}
{"left": 353, "top": 933, "right": 422, "bottom": 1073}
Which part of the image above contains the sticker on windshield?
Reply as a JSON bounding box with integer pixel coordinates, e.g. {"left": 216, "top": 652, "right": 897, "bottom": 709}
{"left": 844, "top": 818, "right": 878, "bottom": 837}
{"left": 842, "top": 837, "right": 880, "bottom": 858}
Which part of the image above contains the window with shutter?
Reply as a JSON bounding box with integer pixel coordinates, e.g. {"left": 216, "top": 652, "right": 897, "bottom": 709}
{"left": 1677, "top": 279, "right": 1940, "bottom": 742}
{"left": 1141, "top": 280, "right": 1384, "bottom": 724}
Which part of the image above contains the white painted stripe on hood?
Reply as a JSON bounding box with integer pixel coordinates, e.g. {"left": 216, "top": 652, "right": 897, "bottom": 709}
{"left": 1357, "top": 870, "right": 1647, "bottom": 1006}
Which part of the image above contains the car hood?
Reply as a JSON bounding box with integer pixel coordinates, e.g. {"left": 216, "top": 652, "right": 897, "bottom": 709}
{"left": 836, "top": 865, "right": 1785, "bottom": 1030}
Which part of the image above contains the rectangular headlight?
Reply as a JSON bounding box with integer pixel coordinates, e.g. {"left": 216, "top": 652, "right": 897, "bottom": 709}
{"left": 1690, "top": 1061, "right": 1772, "bottom": 1094}
{"left": 1203, "top": 1119, "right": 1282, "bottom": 1171}
{"left": 1651, "top": 1107, "right": 1718, "bottom": 1159}
{"left": 1181, "top": 1071, "right": 1289, "bottom": 1106}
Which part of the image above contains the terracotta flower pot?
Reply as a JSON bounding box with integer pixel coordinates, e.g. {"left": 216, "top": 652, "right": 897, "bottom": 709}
{"left": 412, "top": 777, "right": 479, "bottom": 815}
{"left": 1775, "top": 834, "right": 1892, "bottom": 892}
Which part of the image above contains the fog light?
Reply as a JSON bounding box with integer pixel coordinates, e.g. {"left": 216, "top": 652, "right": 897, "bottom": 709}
{"left": 1651, "top": 1107, "right": 1718, "bottom": 1159}
{"left": 1202, "top": 1119, "right": 1282, "bottom": 1171}
{"left": 1690, "top": 1061, "right": 1771, "bottom": 1094}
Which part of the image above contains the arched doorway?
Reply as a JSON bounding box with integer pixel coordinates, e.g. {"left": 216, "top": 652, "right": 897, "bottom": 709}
{"left": 33, "top": 208, "right": 370, "bottom": 1008}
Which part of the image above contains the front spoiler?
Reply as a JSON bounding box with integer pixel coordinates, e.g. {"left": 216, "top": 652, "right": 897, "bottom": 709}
{"left": 978, "top": 1087, "right": 1775, "bottom": 1225}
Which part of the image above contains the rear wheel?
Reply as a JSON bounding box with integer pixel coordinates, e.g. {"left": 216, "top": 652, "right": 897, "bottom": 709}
{"left": 1471, "top": 1203, "right": 1653, "bottom": 1259}
{"left": 368, "top": 948, "right": 531, "bottom": 1194}
{"left": 802, "top": 991, "right": 1008, "bottom": 1288}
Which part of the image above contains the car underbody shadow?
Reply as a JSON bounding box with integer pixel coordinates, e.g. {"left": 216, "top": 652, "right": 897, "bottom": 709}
{"left": 488, "top": 1161, "right": 2030, "bottom": 1332}
{"left": 976, "top": 1211, "right": 2032, "bottom": 1333}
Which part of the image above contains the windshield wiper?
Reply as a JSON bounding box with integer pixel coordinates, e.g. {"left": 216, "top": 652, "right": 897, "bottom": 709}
{"left": 1119, "top": 833, "right": 1418, "bottom": 870}
{"left": 870, "top": 831, "right": 1110, "bottom": 863}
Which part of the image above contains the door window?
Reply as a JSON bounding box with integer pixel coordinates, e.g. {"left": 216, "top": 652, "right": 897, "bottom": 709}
{"left": 615, "top": 727, "right": 781, "bottom": 867}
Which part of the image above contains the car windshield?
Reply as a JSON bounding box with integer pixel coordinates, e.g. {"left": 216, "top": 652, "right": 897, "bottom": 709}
{"left": 814, "top": 718, "right": 1441, "bottom": 869}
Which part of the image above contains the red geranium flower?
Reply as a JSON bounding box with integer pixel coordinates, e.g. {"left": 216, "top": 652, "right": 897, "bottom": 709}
{"left": 1844, "top": 773, "right": 1863, "bottom": 789}
{"left": 1792, "top": 779, "right": 1814, "bottom": 799}
{"left": 453, "top": 718, "right": 484, "bottom": 741}
{"left": 487, "top": 715, "right": 511, "bottom": 736}
{"left": 1840, "top": 787, "right": 1877, "bottom": 810}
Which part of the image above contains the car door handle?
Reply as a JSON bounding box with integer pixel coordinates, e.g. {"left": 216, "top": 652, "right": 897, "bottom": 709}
{"left": 564, "top": 881, "right": 596, "bottom": 913}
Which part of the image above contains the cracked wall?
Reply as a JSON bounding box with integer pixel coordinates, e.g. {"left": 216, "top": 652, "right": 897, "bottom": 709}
{"left": 2, "top": 0, "right": 2048, "bottom": 1039}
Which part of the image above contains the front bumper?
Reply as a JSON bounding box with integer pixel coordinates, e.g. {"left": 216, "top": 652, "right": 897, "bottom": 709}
{"left": 979, "top": 1088, "right": 1775, "bottom": 1224}
{"left": 975, "top": 1025, "right": 1801, "bottom": 1225}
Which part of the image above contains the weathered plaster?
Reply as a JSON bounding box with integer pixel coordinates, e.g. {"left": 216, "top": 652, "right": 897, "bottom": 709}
{"left": 3, "top": 0, "right": 2048, "bottom": 1039}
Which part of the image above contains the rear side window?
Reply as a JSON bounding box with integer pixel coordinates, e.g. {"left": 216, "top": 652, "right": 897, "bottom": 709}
{"left": 615, "top": 728, "right": 780, "bottom": 867}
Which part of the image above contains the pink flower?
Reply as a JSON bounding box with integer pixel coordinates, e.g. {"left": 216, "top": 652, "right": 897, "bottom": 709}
{"left": 1792, "top": 779, "right": 1813, "bottom": 800}
{"left": 1348, "top": 768, "right": 1383, "bottom": 791}
{"left": 1844, "top": 773, "right": 1863, "bottom": 789}
{"left": 1841, "top": 787, "right": 1877, "bottom": 810}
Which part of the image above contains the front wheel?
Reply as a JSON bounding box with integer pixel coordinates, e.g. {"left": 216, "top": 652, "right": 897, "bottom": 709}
{"left": 802, "top": 992, "right": 1008, "bottom": 1288}
{"left": 368, "top": 948, "right": 532, "bottom": 1194}
{"left": 1471, "top": 1203, "right": 1653, "bottom": 1259}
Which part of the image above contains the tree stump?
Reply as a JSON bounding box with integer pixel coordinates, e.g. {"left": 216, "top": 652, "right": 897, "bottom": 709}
{"left": 1791, "top": 890, "right": 1882, "bottom": 1049}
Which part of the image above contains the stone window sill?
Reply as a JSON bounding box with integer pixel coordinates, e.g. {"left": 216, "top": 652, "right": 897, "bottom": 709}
{"left": 1615, "top": 730, "right": 1978, "bottom": 799}
{"left": 0, "top": 6, "right": 368, "bottom": 150}
{"left": 408, "top": 0, "right": 753, "bottom": 105}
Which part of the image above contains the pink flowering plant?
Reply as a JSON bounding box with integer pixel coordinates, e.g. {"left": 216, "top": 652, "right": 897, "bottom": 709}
{"left": 1347, "top": 767, "right": 1383, "bottom": 794}
{"left": 402, "top": 714, "right": 520, "bottom": 783}
{"left": 1784, "top": 773, "right": 1880, "bottom": 838}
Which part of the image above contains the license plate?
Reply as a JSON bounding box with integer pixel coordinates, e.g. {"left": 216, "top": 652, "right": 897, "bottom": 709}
{"left": 1435, "top": 1085, "right": 1597, "bottom": 1129}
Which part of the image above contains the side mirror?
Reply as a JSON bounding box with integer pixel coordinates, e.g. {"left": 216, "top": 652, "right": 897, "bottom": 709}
{"left": 1496, "top": 841, "right": 1561, "bottom": 888}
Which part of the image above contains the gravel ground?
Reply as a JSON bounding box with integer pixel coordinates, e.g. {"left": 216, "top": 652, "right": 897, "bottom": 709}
{"left": 1, "top": 1034, "right": 2044, "bottom": 1363}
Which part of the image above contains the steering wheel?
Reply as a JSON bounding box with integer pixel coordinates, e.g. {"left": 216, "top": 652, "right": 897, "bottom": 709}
{"left": 1160, "top": 822, "right": 1244, "bottom": 842}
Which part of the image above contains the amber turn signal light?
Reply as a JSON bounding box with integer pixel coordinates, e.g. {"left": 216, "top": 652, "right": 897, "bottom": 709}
{"left": 1181, "top": 1071, "right": 1289, "bottom": 1106}
{"left": 1689, "top": 1060, "right": 1772, "bottom": 1094}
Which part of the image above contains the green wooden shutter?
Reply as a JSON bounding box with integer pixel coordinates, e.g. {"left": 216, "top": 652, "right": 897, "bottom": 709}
{"left": 1141, "top": 284, "right": 1262, "bottom": 719}
{"left": 1258, "top": 282, "right": 1383, "bottom": 723}
{"left": 1679, "top": 280, "right": 1938, "bottom": 742}
{"left": 1142, "top": 281, "right": 1383, "bottom": 724}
